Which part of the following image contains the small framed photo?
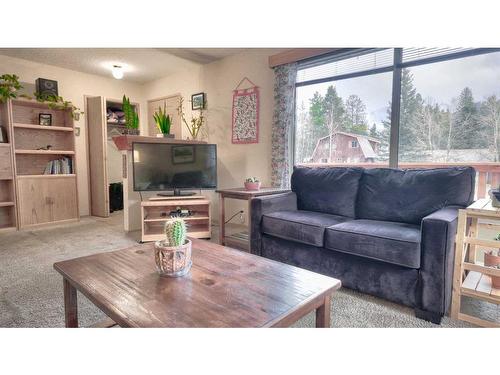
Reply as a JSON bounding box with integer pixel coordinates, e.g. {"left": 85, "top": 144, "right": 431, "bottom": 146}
{"left": 39, "top": 113, "right": 52, "bottom": 126}
{"left": 191, "top": 93, "right": 205, "bottom": 110}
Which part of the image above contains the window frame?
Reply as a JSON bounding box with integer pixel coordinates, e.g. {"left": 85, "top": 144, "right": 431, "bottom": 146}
{"left": 293, "top": 48, "right": 500, "bottom": 168}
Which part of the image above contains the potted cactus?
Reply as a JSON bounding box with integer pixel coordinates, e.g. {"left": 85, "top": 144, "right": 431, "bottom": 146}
{"left": 154, "top": 218, "right": 192, "bottom": 277}
{"left": 244, "top": 177, "right": 261, "bottom": 191}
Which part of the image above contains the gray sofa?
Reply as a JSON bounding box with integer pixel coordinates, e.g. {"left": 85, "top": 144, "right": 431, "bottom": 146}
{"left": 250, "top": 166, "right": 475, "bottom": 324}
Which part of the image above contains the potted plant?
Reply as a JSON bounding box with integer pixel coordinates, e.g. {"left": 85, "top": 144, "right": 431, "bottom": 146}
{"left": 153, "top": 105, "right": 174, "bottom": 138}
{"left": 154, "top": 218, "right": 192, "bottom": 277}
{"left": 0, "top": 74, "right": 22, "bottom": 103}
{"left": 244, "top": 177, "right": 261, "bottom": 191}
{"left": 178, "top": 96, "right": 205, "bottom": 140}
{"left": 123, "top": 95, "right": 139, "bottom": 135}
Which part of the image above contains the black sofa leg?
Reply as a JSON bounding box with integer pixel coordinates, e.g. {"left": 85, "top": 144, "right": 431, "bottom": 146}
{"left": 415, "top": 308, "right": 443, "bottom": 325}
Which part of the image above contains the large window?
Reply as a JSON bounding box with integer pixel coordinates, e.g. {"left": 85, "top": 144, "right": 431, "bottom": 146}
{"left": 398, "top": 53, "right": 500, "bottom": 164}
{"left": 294, "top": 48, "right": 500, "bottom": 168}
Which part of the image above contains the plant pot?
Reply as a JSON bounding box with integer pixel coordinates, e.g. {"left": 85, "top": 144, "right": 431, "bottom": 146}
{"left": 154, "top": 239, "right": 192, "bottom": 277}
{"left": 156, "top": 133, "right": 175, "bottom": 138}
{"left": 484, "top": 252, "right": 500, "bottom": 288}
{"left": 244, "top": 181, "right": 261, "bottom": 191}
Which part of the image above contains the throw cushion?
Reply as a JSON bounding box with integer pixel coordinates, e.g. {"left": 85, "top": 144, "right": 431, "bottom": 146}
{"left": 291, "top": 166, "right": 363, "bottom": 218}
{"left": 356, "top": 167, "right": 475, "bottom": 224}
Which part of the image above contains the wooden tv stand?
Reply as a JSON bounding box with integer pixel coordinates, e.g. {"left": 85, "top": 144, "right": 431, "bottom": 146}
{"left": 140, "top": 196, "right": 211, "bottom": 242}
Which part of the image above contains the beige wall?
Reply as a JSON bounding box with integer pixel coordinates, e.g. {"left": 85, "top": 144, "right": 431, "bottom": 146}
{"left": 0, "top": 54, "right": 146, "bottom": 216}
{"left": 200, "top": 49, "right": 280, "bottom": 222}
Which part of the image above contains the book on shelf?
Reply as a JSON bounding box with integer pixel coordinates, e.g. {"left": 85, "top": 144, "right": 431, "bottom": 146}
{"left": 43, "top": 157, "right": 73, "bottom": 175}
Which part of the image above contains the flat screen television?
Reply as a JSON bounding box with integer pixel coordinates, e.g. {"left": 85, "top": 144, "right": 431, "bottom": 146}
{"left": 132, "top": 142, "right": 217, "bottom": 195}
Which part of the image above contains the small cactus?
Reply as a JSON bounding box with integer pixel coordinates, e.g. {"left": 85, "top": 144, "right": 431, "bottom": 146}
{"left": 164, "top": 218, "right": 187, "bottom": 247}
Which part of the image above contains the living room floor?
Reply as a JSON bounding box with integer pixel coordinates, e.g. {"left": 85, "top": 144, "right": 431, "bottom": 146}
{"left": 1, "top": 214, "right": 498, "bottom": 328}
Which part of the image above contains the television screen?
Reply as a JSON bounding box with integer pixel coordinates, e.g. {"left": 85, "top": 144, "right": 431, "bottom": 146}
{"left": 132, "top": 143, "right": 217, "bottom": 191}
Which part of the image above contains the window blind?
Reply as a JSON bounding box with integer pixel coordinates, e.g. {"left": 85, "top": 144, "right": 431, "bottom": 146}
{"left": 402, "top": 48, "right": 475, "bottom": 63}
{"left": 296, "top": 48, "right": 394, "bottom": 83}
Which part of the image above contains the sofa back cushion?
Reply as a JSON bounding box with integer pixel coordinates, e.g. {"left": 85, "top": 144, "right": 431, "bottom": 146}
{"left": 291, "top": 166, "right": 363, "bottom": 218}
{"left": 356, "top": 167, "right": 475, "bottom": 224}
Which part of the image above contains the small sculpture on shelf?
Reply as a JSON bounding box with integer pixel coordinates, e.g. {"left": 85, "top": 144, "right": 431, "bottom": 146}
{"left": 154, "top": 218, "right": 192, "bottom": 277}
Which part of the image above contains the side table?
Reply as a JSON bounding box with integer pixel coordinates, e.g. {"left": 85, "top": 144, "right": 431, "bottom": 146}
{"left": 451, "top": 198, "right": 500, "bottom": 327}
{"left": 216, "top": 187, "right": 289, "bottom": 252}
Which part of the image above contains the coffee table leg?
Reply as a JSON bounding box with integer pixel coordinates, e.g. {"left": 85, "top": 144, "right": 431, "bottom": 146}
{"left": 316, "top": 295, "right": 331, "bottom": 328}
{"left": 64, "top": 278, "right": 78, "bottom": 328}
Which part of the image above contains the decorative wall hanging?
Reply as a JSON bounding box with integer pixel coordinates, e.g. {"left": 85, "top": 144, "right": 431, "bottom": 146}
{"left": 232, "top": 77, "right": 259, "bottom": 144}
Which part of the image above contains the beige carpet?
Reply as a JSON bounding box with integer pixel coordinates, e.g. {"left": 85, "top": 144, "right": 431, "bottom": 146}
{"left": 1, "top": 214, "right": 497, "bottom": 328}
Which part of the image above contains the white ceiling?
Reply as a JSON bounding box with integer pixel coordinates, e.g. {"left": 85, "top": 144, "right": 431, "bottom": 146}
{"left": 0, "top": 48, "right": 246, "bottom": 84}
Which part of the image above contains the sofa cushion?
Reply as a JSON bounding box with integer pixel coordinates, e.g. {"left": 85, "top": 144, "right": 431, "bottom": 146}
{"left": 262, "top": 210, "right": 351, "bottom": 247}
{"left": 325, "top": 219, "right": 421, "bottom": 268}
{"left": 356, "top": 167, "right": 475, "bottom": 224}
{"left": 291, "top": 166, "right": 363, "bottom": 218}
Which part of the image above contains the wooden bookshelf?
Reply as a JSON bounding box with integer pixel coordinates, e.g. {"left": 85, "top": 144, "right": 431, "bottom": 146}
{"left": 0, "top": 101, "right": 17, "bottom": 231}
{"left": 6, "top": 98, "right": 79, "bottom": 229}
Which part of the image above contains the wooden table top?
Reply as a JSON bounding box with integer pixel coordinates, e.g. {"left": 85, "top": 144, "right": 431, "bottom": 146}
{"left": 53, "top": 239, "right": 340, "bottom": 328}
{"left": 216, "top": 187, "right": 290, "bottom": 198}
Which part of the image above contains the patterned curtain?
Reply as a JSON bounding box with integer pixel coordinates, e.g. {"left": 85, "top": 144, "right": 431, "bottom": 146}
{"left": 271, "top": 63, "right": 297, "bottom": 188}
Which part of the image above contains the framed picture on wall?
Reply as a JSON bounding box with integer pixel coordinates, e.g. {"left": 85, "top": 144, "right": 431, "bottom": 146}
{"left": 172, "top": 145, "right": 196, "bottom": 164}
{"left": 191, "top": 93, "right": 205, "bottom": 110}
{"left": 39, "top": 113, "right": 52, "bottom": 126}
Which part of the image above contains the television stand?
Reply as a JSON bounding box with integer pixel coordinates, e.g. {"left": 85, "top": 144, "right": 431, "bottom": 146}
{"left": 158, "top": 189, "right": 196, "bottom": 197}
{"left": 141, "top": 197, "right": 211, "bottom": 242}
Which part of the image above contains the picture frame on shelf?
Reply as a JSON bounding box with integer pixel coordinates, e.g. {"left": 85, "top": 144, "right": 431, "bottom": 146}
{"left": 191, "top": 93, "right": 205, "bottom": 110}
{"left": 39, "top": 113, "right": 52, "bottom": 126}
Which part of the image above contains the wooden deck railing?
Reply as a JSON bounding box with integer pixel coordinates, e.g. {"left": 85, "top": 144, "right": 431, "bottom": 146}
{"left": 298, "top": 162, "right": 500, "bottom": 199}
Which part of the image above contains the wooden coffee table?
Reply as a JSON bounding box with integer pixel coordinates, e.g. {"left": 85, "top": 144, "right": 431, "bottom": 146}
{"left": 53, "top": 239, "right": 341, "bottom": 328}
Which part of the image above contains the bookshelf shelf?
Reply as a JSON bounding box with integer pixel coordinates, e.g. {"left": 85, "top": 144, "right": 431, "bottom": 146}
{"left": 17, "top": 174, "right": 76, "bottom": 179}
{"left": 13, "top": 123, "right": 74, "bottom": 132}
{"left": 15, "top": 149, "right": 75, "bottom": 155}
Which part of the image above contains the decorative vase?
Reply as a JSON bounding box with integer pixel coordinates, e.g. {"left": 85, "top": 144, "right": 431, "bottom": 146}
{"left": 244, "top": 181, "right": 261, "bottom": 191}
{"left": 484, "top": 251, "right": 500, "bottom": 288}
{"left": 156, "top": 133, "right": 175, "bottom": 138}
{"left": 154, "top": 239, "right": 192, "bottom": 277}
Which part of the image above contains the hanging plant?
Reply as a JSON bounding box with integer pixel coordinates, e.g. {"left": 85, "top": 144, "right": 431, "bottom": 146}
{"left": 0, "top": 74, "right": 83, "bottom": 120}
{"left": 34, "top": 92, "right": 83, "bottom": 120}
{"left": 0, "top": 74, "right": 22, "bottom": 103}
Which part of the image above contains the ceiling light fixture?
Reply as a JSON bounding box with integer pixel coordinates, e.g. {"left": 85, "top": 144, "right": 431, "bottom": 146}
{"left": 112, "top": 65, "right": 124, "bottom": 79}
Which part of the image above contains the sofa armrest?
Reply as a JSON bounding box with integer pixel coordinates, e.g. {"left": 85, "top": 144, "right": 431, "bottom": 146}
{"left": 419, "top": 205, "right": 462, "bottom": 317}
{"left": 250, "top": 192, "right": 297, "bottom": 255}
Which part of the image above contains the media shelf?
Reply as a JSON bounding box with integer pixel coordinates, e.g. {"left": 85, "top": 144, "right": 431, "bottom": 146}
{"left": 141, "top": 197, "right": 211, "bottom": 242}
